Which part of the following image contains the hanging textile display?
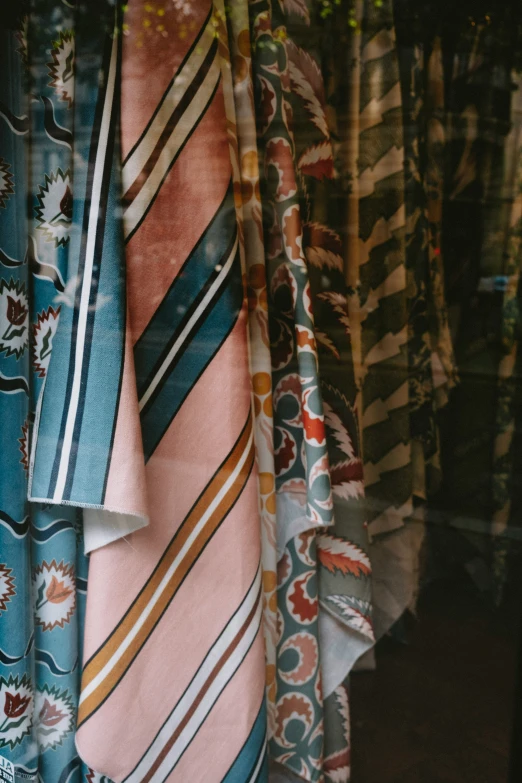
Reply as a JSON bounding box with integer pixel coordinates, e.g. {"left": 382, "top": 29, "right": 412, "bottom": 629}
{"left": 3, "top": 0, "right": 522, "bottom": 781}
{"left": 344, "top": 0, "right": 416, "bottom": 649}
{"left": 0, "top": 16, "right": 35, "bottom": 781}
{"left": 225, "top": 0, "right": 280, "bottom": 732}
{"left": 251, "top": 0, "right": 373, "bottom": 778}
{"left": 0, "top": 5, "right": 94, "bottom": 781}
{"left": 30, "top": 1, "right": 268, "bottom": 781}
{"left": 356, "top": 0, "right": 411, "bottom": 540}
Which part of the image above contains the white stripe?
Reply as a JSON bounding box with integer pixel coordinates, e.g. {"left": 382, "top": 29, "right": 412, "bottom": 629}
{"left": 123, "top": 18, "right": 215, "bottom": 189}
{"left": 155, "top": 598, "right": 262, "bottom": 782}
{"left": 79, "top": 424, "right": 254, "bottom": 707}
{"left": 124, "top": 566, "right": 262, "bottom": 783}
{"left": 138, "top": 234, "right": 238, "bottom": 412}
{"left": 123, "top": 56, "right": 221, "bottom": 240}
{"left": 52, "top": 32, "right": 118, "bottom": 502}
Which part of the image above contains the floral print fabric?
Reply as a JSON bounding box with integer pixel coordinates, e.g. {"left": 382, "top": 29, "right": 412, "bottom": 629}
{"left": 0, "top": 7, "right": 92, "bottom": 782}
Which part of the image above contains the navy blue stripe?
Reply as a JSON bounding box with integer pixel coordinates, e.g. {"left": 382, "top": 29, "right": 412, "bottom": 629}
{"left": 0, "top": 648, "right": 25, "bottom": 666}
{"left": 36, "top": 649, "right": 78, "bottom": 676}
{"left": 0, "top": 372, "right": 29, "bottom": 395}
{"left": 134, "top": 182, "right": 234, "bottom": 388}
{"left": 31, "top": 518, "right": 73, "bottom": 543}
{"left": 141, "top": 244, "right": 243, "bottom": 461}
{"left": 0, "top": 100, "right": 29, "bottom": 134}
{"left": 0, "top": 511, "right": 29, "bottom": 538}
{"left": 0, "top": 247, "right": 24, "bottom": 267}
{"left": 138, "top": 224, "right": 237, "bottom": 410}
{"left": 76, "top": 577, "right": 88, "bottom": 593}
{"left": 47, "top": 21, "right": 115, "bottom": 499}
{"left": 63, "top": 23, "right": 122, "bottom": 502}
{"left": 0, "top": 634, "right": 34, "bottom": 666}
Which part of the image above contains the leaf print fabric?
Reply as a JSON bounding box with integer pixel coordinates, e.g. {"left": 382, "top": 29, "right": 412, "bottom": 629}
{"left": 251, "top": 0, "right": 374, "bottom": 779}
{"left": 357, "top": 0, "right": 412, "bottom": 539}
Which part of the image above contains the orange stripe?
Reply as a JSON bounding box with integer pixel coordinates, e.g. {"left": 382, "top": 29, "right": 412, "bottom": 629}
{"left": 78, "top": 415, "right": 253, "bottom": 726}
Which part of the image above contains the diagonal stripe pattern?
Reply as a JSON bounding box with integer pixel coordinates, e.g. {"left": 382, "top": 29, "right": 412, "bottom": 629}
{"left": 75, "top": 2, "right": 267, "bottom": 781}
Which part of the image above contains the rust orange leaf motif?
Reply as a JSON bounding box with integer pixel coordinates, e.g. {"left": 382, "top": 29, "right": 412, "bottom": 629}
{"left": 60, "top": 185, "right": 73, "bottom": 220}
{"left": 39, "top": 698, "right": 66, "bottom": 727}
{"left": 6, "top": 296, "right": 28, "bottom": 326}
{"left": 317, "top": 535, "right": 371, "bottom": 578}
{"left": 45, "top": 575, "right": 73, "bottom": 604}
{"left": 4, "top": 691, "right": 31, "bottom": 719}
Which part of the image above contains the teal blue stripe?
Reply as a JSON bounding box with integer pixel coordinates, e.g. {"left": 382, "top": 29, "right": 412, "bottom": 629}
{"left": 256, "top": 752, "right": 269, "bottom": 782}
{"left": 65, "top": 123, "right": 125, "bottom": 502}
{"left": 133, "top": 181, "right": 235, "bottom": 395}
{"left": 30, "top": 18, "right": 125, "bottom": 505}
{"left": 221, "top": 700, "right": 267, "bottom": 783}
{"left": 140, "top": 241, "right": 243, "bottom": 461}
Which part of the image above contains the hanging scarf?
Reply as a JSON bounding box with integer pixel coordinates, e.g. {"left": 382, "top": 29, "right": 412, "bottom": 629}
{"left": 30, "top": 1, "right": 268, "bottom": 780}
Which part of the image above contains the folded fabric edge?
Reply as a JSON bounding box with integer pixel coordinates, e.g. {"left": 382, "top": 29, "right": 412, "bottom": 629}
{"left": 318, "top": 602, "right": 375, "bottom": 699}
{"left": 27, "top": 493, "right": 149, "bottom": 553}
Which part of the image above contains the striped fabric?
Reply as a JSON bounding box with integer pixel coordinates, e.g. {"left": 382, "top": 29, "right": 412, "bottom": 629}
{"left": 69, "top": 1, "right": 267, "bottom": 780}
{"left": 30, "top": 7, "right": 149, "bottom": 551}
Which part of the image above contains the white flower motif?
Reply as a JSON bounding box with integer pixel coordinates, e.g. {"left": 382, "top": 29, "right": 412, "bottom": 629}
{"left": 33, "top": 560, "right": 76, "bottom": 632}
{"left": 0, "top": 565, "right": 15, "bottom": 615}
{"left": 0, "top": 675, "right": 33, "bottom": 750}
{"left": 33, "top": 306, "right": 61, "bottom": 377}
{"left": 0, "top": 158, "right": 14, "bottom": 209}
{"left": 35, "top": 685, "right": 75, "bottom": 751}
{"left": 47, "top": 31, "right": 75, "bottom": 106}
{"left": 35, "top": 169, "right": 73, "bottom": 247}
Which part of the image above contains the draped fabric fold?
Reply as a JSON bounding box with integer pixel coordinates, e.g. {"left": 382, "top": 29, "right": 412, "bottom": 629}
{"left": 29, "top": 6, "right": 149, "bottom": 552}
{"left": 72, "top": 2, "right": 267, "bottom": 780}
{"left": 222, "top": 0, "right": 279, "bottom": 733}
{"left": 250, "top": 0, "right": 374, "bottom": 779}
